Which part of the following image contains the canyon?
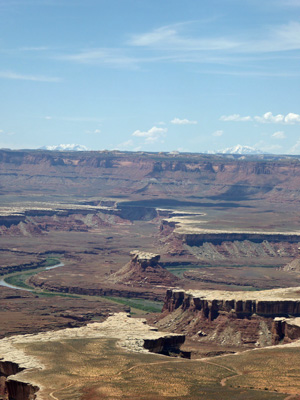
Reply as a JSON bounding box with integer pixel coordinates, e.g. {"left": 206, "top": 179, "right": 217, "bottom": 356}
{"left": 1, "top": 149, "right": 300, "bottom": 399}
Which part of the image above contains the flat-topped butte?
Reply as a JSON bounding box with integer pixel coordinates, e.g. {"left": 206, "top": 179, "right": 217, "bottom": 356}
{"left": 183, "top": 286, "right": 300, "bottom": 301}
{"left": 130, "top": 250, "right": 160, "bottom": 265}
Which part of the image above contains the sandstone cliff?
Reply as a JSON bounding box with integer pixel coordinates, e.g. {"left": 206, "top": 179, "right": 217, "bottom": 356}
{"left": 272, "top": 317, "right": 300, "bottom": 344}
{"left": 163, "top": 288, "right": 300, "bottom": 319}
{"left": 154, "top": 287, "right": 300, "bottom": 348}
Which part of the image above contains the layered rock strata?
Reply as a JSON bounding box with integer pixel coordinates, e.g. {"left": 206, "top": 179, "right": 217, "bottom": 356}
{"left": 163, "top": 288, "right": 300, "bottom": 320}
{"left": 178, "top": 230, "right": 300, "bottom": 246}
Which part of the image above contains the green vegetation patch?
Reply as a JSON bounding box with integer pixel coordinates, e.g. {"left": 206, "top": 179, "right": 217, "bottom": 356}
{"left": 3, "top": 256, "right": 62, "bottom": 289}
{"left": 40, "top": 257, "right": 61, "bottom": 267}
{"left": 32, "top": 291, "right": 80, "bottom": 299}
{"left": 165, "top": 264, "right": 208, "bottom": 278}
{"left": 5, "top": 272, "right": 35, "bottom": 289}
{"left": 104, "top": 296, "right": 163, "bottom": 313}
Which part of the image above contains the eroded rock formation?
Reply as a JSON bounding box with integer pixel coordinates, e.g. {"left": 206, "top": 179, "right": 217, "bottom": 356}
{"left": 107, "top": 250, "right": 178, "bottom": 287}
{"left": 163, "top": 288, "right": 300, "bottom": 320}
{"left": 154, "top": 287, "right": 300, "bottom": 349}
{"left": 0, "top": 361, "right": 37, "bottom": 400}
{"left": 272, "top": 317, "right": 300, "bottom": 344}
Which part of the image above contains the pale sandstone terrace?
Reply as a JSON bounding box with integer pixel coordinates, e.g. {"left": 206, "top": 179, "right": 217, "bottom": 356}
{"left": 0, "top": 313, "right": 186, "bottom": 400}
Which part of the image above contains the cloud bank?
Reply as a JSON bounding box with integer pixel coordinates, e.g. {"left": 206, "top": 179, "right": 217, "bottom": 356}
{"left": 132, "top": 126, "right": 167, "bottom": 144}
{"left": 220, "top": 112, "right": 300, "bottom": 124}
{"left": 171, "top": 118, "right": 197, "bottom": 125}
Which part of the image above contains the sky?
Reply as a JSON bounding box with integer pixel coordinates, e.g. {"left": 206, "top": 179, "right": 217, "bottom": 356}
{"left": 1, "top": 0, "right": 300, "bottom": 154}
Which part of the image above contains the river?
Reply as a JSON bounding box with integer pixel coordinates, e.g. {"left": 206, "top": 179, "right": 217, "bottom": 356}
{"left": 0, "top": 262, "right": 64, "bottom": 292}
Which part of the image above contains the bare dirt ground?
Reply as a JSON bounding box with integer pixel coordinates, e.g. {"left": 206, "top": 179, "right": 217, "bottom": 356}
{"left": 1, "top": 314, "right": 298, "bottom": 400}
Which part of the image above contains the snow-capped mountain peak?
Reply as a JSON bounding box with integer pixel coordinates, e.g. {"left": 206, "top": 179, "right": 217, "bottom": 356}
{"left": 40, "top": 144, "right": 89, "bottom": 151}
{"left": 218, "top": 145, "right": 264, "bottom": 155}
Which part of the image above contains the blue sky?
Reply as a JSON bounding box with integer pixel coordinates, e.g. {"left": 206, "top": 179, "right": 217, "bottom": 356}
{"left": 1, "top": 0, "right": 300, "bottom": 153}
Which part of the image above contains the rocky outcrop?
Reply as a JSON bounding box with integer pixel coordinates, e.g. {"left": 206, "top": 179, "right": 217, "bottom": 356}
{"left": 143, "top": 335, "right": 190, "bottom": 358}
{"left": 176, "top": 230, "right": 300, "bottom": 246}
{"left": 106, "top": 250, "right": 178, "bottom": 288}
{"left": 0, "top": 361, "right": 38, "bottom": 400}
{"left": 160, "top": 218, "right": 300, "bottom": 264}
{"left": 163, "top": 288, "right": 300, "bottom": 320}
{"left": 271, "top": 317, "right": 300, "bottom": 344}
{"left": 0, "top": 202, "right": 166, "bottom": 236}
{"left": 6, "top": 379, "right": 38, "bottom": 400}
{"left": 152, "top": 288, "right": 300, "bottom": 348}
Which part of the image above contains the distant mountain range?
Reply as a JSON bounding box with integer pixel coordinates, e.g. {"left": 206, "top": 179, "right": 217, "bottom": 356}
{"left": 40, "top": 143, "right": 265, "bottom": 155}
{"left": 40, "top": 144, "right": 89, "bottom": 151}
{"left": 217, "top": 145, "right": 265, "bottom": 155}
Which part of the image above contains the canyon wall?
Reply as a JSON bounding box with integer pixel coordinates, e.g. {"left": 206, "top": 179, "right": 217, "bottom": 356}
{"left": 177, "top": 232, "right": 300, "bottom": 246}
{"left": 163, "top": 289, "right": 300, "bottom": 320}
{"left": 1, "top": 149, "right": 300, "bottom": 201}
{"left": 0, "top": 361, "right": 37, "bottom": 400}
{"left": 271, "top": 317, "right": 300, "bottom": 345}
{"left": 143, "top": 334, "right": 189, "bottom": 358}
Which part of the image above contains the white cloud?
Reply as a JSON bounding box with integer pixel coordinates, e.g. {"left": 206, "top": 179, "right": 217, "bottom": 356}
{"left": 57, "top": 48, "right": 139, "bottom": 69}
{"left": 284, "top": 113, "right": 300, "bottom": 124}
{"left": 0, "top": 71, "right": 61, "bottom": 82}
{"left": 220, "top": 114, "right": 252, "bottom": 122}
{"left": 212, "top": 130, "right": 223, "bottom": 137}
{"left": 42, "top": 144, "right": 88, "bottom": 151}
{"left": 132, "top": 126, "right": 167, "bottom": 144}
{"left": 116, "top": 139, "right": 134, "bottom": 150}
{"left": 254, "top": 112, "right": 300, "bottom": 124}
{"left": 44, "top": 116, "right": 52, "bottom": 120}
{"left": 171, "top": 118, "right": 197, "bottom": 125}
{"left": 221, "top": 112, "right": 300, "bottom": 124}
{"left": 272, "top": 131, "right": 286, "bottom": 139}
{"left": 254, "top": 112, "right": 285, "bottom": 124}
{"left": 254, "top": 140, "right": 283, "bottom": 154}
{"left": 129, "top": 25, "right": 239, "bottom": 51}
{"left": 129, "top": 21, "right": 300, "bottom": 55}
{"left": 50, "top": 21, "right": 300, "bottom": 74}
